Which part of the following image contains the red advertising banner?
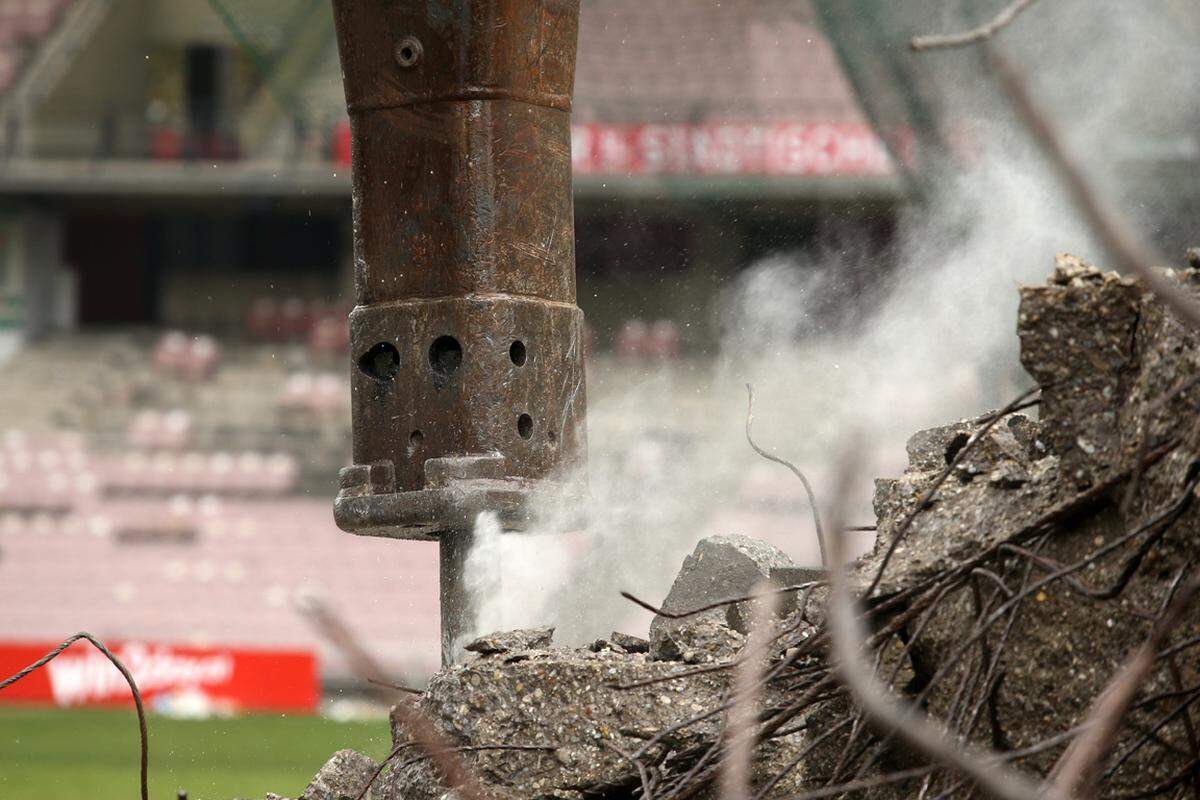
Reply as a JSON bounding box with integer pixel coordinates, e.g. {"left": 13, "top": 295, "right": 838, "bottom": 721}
{"left": 571, "top": 121, "right": 892, "bottom": 177}
{"left": 0, "top": 640, "right": 318, "bottom": 714}
{"left": 330, "top": 120, "right": 892, "bottom": 178}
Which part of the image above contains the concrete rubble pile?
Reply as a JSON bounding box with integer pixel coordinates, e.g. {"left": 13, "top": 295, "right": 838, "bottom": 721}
{"left": 289, "top": 256, "right": 1200, "bottom": 799}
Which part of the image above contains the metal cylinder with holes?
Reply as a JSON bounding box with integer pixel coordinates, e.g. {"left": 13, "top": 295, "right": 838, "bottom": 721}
{"left": 333, "top": 0, "right": 586, "bottom": 492}
{"left": 330, "top": 0, "right": 588, "bottom": 660}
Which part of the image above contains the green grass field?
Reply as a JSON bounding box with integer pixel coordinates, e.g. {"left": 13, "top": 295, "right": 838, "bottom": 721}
{"left": 0, "top": 706, "right": 390, "bottom": 800}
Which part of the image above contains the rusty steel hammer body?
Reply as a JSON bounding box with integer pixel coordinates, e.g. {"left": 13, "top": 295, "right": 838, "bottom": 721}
{"left": 330, "top": 0, "right": 588, "bottom": 665}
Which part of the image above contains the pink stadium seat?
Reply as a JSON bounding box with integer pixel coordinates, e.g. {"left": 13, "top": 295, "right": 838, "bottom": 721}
{"left": 0, "top": 49, "right": 18, "bottom": 91}
{"left": 0, "top": 433, "right": 91, "bottom": 513}
{"left": 128, "top": 410, "right": 194, "bottom": 450}
{"left": 645, "top": 319, "right": 682, "bottom": 359}
{"left": 153, "top": 330, "right": 189, "bottom": 371}
{"left": 0, "top": 5, "right": 17, "bottom": 37}
{"left": 246, "top": 297, "right": 279, "bottom": 340}
{"left": 93, "top": 447, "right": 293, "bottom": 497}
{"left": 246, "top": 297, "right": 344, "bottom": 344}
{"left": 615, "top": 319, "right": 648, "bottom": 358}
{"left": 313, "top": 373, "right": 343, "bottom": 412}
{"left": 19, "top": 0, "right": 59, "bottom": 40}
{"left": 184, "top": 335, "right": 219, "bottom": 381}
{"left": 308, "top": 313, "right": 350, "bottom": 358}
{"left": 280, "top": 371, "right": 345, "bottom": 418}
{"left": 282, "top": 372, "right": 313, "bottom": 408}
{"left": 152, "top": 332, "right": 220, "bottom": 382}
{"left": 279, "top": 297, "right": 310, "bottom": 340}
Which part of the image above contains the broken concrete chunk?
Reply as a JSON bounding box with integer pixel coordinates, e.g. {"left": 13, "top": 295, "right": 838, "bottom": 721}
{"left": 649, "top": 534, "right": 796, "bottom": 652}
{"left": 1019, "top": 255, "right": 1143, "bottom": 487}
{"left": 650, "top": 615, "right": 746, "bottom": 662}
{"left": 300, "top": 749, "right": 378, "bottom": 800}
{"left": 587, "top": 637, "right": 625, "bottom": 653}
{"left": 903, "top": 415, "right": 1041, "bottom": 485}
{"left": 768, "top": 565, "right": 824, "bottom": 589}
{"left": 380, "top": 647, "right": 754, "bottom": 800}
{"left": 853, "top": 259, "right": 1200, "bottom": 795}
{"left": 588, "top": 632, "right": 650, "bottom": 654}
{"left": 863, "top": 409, "right": 1064, "bottom": 597}
{"left": 375, "top": 610, "right": 812, "bottom": 799}
{"left": 987, "top": 461, "right": 1029, "bottom": 488}
{"left": 864, "top": 456, "right": 1063, "bottom": 596}
{"left": 956, "top": 424, "right": 1033, "bottom": 480}
{"left": 904, "top": 421, "right": 975, "bottom": 472}
{"left": 609, "top": 631, "right": 650, "bottom": 653}
{"left": 1050, "top": 251, "right": 1117, "bottom": 285}
{"left": 1005, "top": 414, "right": 1044, "bottom": 459}
{"left": 463, "top": 625, "right": 554, "bottom": 656}
{"left": 726, "top": 565, "right": 824, "bottom": 632}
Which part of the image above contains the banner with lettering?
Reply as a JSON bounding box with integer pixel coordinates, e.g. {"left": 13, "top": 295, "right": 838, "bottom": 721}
{"left": 0, "top": 640, "right": 318, "bottom": 714}
{"left": 570, "top": 121, "right": 892, "bottom": 177}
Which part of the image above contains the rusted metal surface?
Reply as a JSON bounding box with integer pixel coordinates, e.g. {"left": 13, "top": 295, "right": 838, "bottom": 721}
{"left": 335, "top": 455, "right": 586, "bottom": 538}
{"left": 330, "top": 0, "right": 588, "bottom": 661}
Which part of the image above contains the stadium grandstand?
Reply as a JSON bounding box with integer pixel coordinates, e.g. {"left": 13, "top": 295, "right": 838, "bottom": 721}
{"left": 0, "top": 0, "right": 898, "bottom": 347}
{"left": 0, "top": 0, "right": 901, "bottom": 698}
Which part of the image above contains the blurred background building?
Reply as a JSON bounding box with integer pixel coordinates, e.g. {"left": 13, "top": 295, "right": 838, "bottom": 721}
{"left": 0, "top": 0, "right": 898, "bottom": 348}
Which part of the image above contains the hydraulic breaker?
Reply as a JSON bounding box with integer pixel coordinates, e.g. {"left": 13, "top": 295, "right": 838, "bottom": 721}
{"left": 330, "top": 0, "right": 588, "bottom": 664}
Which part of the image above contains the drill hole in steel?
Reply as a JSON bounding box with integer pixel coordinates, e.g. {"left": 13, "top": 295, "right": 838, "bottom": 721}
{"left": 395, "top": 36, "right": 422, "bottom": 68}
{"left": 509, "top": 340, "right": 527, "bottom": 366}
{"left": 547, "top": 430, "right": 558, "bottom": 446}
{"left": 518, "top": 413, "right": 534, "bottom": 439}
{"left": 409, "top": 430, "right": 424, "bottom": 447}
{"left": 429, "top": 335, "right": 463, "bottom": 378}
{"left": 358, "top": 342, "right": 400, "bottom": 382}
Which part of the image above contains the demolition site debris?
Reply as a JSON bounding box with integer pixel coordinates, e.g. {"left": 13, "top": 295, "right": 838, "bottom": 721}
{"left": 282, "top": 255, "right": 1200, "bottom": 798}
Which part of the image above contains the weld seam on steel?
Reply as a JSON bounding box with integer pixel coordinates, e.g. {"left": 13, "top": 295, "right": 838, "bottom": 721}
{"left": 350, "top": 294, "right": 583, "bottom": 312}
{"left": 348, "top": 89, "right": 572, "bottom": 114}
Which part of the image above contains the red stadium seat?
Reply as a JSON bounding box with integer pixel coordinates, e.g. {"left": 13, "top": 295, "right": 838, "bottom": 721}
{"left": 246, "top": 297, "right": 280, "bottom": 340}
{"left": 332, "top": 120, "right": 351, "bottom": 166}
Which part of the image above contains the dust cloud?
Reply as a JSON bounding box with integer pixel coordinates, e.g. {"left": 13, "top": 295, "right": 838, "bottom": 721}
{"left": 457, "top": 0, "right": 1199, "bottom": 648}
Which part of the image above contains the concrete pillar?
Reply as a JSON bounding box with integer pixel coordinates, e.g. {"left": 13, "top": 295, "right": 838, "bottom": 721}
{"left": 25, "top": 211, "right": 74, "bottom": 338}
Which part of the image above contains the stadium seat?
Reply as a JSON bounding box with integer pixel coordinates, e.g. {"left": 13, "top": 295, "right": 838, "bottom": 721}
{"left": 615, "top": 319, "right": 648, "bottom": 358}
